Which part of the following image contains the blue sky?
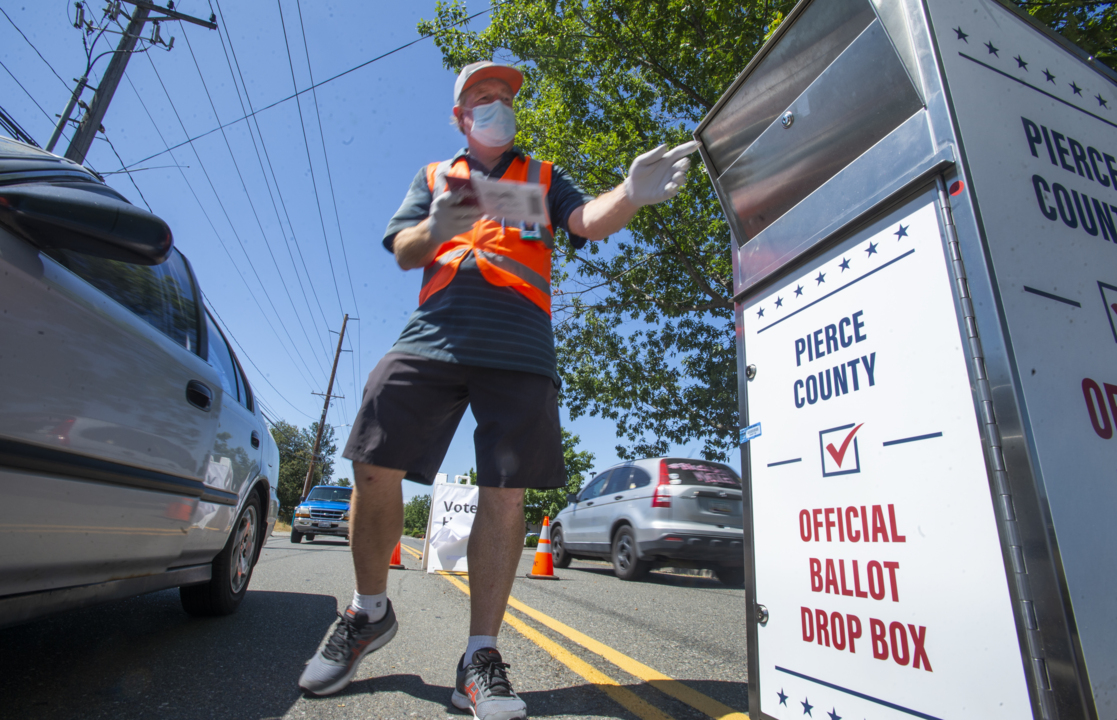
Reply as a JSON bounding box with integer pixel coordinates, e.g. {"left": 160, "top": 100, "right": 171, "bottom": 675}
{"left": 1, "top": 1, "right": 708, "bottom": 502}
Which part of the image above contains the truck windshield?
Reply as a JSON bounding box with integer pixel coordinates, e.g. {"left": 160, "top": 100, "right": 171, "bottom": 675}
{"left": 306, "top": 487, "right": 352, "bottom": 503}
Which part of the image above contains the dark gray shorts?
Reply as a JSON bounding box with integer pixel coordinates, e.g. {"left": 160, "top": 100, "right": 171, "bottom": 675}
{"left": 342, "top": 353, "right": 567, "bottom": 488}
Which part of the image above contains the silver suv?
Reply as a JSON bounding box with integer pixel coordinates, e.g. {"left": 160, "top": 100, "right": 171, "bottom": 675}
{"left": 551, "top": 457, "right": 745, "bottom": 586}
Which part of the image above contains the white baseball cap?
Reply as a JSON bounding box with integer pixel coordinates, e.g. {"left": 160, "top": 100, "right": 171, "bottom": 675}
{"left": 453, "top": 61, "right": 523, "bottom": 105}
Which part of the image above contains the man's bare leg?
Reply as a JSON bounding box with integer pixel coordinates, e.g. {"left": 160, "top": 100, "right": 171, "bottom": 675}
{"left": 350, "top": 461, "right": 407, "bottom": 595}
{"left": 466, "top": 486, "right": 526, "bottom": 636}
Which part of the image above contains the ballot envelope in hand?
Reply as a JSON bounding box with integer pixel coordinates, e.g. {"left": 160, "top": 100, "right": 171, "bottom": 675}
{"left": 447, "top": 174, "right": 549, "bottom": 226}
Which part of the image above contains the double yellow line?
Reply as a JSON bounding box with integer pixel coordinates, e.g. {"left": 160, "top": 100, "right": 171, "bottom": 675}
{"left": 398, "top": 541, "right": 747, "bottom": 720}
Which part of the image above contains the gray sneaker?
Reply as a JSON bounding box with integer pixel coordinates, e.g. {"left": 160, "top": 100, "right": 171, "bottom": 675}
{"left": 298, "top": 601, "right": 398, "bottom": 696}
{"left": 451, "top": 648, "right": 528, "bottom": 720}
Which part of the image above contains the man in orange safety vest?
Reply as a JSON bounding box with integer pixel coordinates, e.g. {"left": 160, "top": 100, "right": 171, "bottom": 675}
{"left": 299, "top": 60, "right": 697, "bottom": 719}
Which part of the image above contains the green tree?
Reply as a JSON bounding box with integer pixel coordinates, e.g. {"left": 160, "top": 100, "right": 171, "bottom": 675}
{"left": 337, "top": 477, "right": 352, "bottom": 488}
{"left": 270, "top": 420, "right": 338, "bottom": 518}
{"left": 419, "top": 0, "right": 1117, "bottom": 461}
{"left": 524, "top": 429, "right": 595, "bottom": 526}
{"left": 404, "top": 494, "right": 433, "bottom": 536}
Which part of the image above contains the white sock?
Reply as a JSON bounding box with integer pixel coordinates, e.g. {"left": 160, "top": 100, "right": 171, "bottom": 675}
{"left": 463, "top": 635, "right": 499, "bottom": 666}
{"left": 351, "top": 590, "right": 388, "bottom": 622}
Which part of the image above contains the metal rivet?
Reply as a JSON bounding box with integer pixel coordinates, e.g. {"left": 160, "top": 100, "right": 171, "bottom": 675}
{"left": 757, "top": 604, "right": 769, "bottom": 625}
{"left": 780, "top": 111, "right": 794, "bottom": 129}
{"left": 745, "top": 364, "right": 757, "bottom": 380}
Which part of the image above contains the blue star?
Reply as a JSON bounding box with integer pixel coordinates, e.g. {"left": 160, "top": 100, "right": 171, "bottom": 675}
{"left": 756, "top": 307, "right": 765, "bottom": 319}
{"left": 775, "top": 296, "right": 784, "bottom": 308}
{"left": 1043, "top": 68, "right": 1056, "bottom": 83}
{"left": 985, "top": 41, "right": 999, "bottom": 57}
{"left": 794, "top": 284, "right": 804, "bottom": 297}
{"left": 815, "top": 271, "right": 826, "bottom": 285}
{"left": 802, "top": 697, "right": 814, "bottom": 716}
{"left": 1071, "top": 81, "right": 1082, "bottom": 96}
{"left": 778, "top": 689, "right": 789, "bottom": 706}
{"left": 894, "top": 224, "right": 908, "bottom": 239}
{"left": 954, "top": 27, "right": 968, "bottom": 42}
{"left": 828, "top": 709, "right": 842, "bottom": 720}
{"left": 1098, "top": 94, "right": 1108, "bottom": 108}
{"left": 865, "top": 241, "right": 878, "bottom": 256}
{"left": 1015, "top": 55, "right": 1028, "bottom": 70}
{"left": 839, "top": 257, "right": 851, "bottom": 271}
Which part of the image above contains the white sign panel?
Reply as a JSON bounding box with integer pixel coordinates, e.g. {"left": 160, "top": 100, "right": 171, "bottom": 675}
{"left": 744, "top": 192, "right": 1031, "bottom": 719}
{"left": 423, "top": 483, "right": 479, "bottom": 573}
{"left": 929, "top": 0, "right": 1117, "bottom": 704}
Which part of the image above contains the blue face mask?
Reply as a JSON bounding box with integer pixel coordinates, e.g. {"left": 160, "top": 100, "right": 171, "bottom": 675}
{"left": 468, "top": 100, "right": 517, "bottom": 147}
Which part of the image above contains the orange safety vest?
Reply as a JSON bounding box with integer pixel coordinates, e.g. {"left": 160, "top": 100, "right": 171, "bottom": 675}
{"left": 420, "top": 155, "right": 555, "bottom": 315}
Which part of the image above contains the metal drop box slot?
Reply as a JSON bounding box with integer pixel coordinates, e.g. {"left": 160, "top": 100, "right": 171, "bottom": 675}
{"left": 695, "top": 0, "right": 1117, "bottom": 718}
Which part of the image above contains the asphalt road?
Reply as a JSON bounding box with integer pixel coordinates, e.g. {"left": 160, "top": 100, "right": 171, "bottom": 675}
{"left": 0, "top": 533, "right": 749, "bottom": 720}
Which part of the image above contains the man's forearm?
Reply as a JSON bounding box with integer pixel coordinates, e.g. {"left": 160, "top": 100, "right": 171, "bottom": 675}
{"left": 393, "top": 219, "right": 442, "bottom": 270}
{"left": 567, "top": 184, "right": 640, "bottom": 241}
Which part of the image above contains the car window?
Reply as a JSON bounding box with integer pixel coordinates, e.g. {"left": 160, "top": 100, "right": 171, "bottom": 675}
{"left": 52, "top": 247, "right": 199, "bottom": 353}
{"left": 604, "top": 468, "right": 634, "bottom": 495}
{"left": 205, "top": 313, "right": 238, "bottom": 401}
{"left": 662, "top": 459, "right": 741, "bottom": 487}
{"left": 580, "top": 472, "right": 610, "bottom": 500}
{"left": 306, "top": 487, "right": 352, "bottom": 503}
{"left": 233, "top": 355, "right": 253, "bottom": 412}
{"left": 630, "top": 467, "right": 652, "bottom": 489}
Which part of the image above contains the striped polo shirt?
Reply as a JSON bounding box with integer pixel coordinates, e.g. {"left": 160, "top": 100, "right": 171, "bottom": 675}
{"left": 383, "top": 147, "right": 592, "bottom": 384}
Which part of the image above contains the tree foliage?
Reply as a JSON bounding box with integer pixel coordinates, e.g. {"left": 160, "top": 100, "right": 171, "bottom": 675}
{"left": 404, "top": 493, "right": 433, "bottom": 536}
{"left": 270, "top": 420, "right": 338, "bottom": 517}
{"left": 419, "top": 0, "right": 1116, "bottom": 462}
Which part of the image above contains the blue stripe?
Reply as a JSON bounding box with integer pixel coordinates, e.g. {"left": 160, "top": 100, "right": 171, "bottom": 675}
{"left": 774, "top": 666, "right": 944, "bottom": 720}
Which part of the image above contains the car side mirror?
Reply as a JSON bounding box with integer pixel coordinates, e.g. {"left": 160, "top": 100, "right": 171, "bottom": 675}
{"left": 0, "top": 183, "right": 172, "bottom": 265}
{"left": 566, "top": 493, "right": 578, "bottom": 505}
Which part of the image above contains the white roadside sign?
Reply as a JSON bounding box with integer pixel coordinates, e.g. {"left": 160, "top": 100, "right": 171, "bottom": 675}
{"left": 422, "top": 482, "right": 479, "bottom": 573}
{"left": 743, "top": 190, "right": 1032, "bottom": 719}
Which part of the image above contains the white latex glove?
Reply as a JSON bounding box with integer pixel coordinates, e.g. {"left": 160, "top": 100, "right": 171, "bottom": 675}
{"left": 623, "top": 140, "right": 700, "bottom": 206}
{"left": 428, "top": 190, "right": 482, "bottom": 243}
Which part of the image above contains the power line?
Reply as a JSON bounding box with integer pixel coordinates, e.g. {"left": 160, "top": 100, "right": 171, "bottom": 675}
{"left": 140, "top": 51, "right": 328, "bottom": 386}
{"left": 294, "top": 0, "right": 364, "bottom": 410}
{"left": 0, "top": 5, "right": 70, "bottom": 90}
{"left": 207, "top": 0, "right": 335, "bottom": 358}
{"left": 123, "top": 6, "right": 492, "bottom": 170}
{"left": 179, "top": 24, "right": 333, "bottom": 379}
{"left": 122, "top": 72, "right": 319, "bottom": 394}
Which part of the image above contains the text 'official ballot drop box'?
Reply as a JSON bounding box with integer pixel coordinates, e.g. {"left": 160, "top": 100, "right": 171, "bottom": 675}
{"left": 694, "top": 0, "right": 1117, "bottom": 718}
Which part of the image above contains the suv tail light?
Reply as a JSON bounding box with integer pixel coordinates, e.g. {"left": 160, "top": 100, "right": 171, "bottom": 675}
{"left": 652, "top": 460, "right": 672, "bottom": 508}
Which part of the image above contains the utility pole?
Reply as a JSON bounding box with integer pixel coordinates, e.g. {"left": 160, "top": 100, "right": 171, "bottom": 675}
{"left": 301, "top": 314, "right": 348, "bottom": 501}
{"left": 63, "top": 1, "right": 217, "bottom": 165}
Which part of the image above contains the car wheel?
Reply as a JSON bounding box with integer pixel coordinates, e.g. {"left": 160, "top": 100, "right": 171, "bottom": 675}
{"left": 181, "top": 494, "right": 262, "bottom": 616}
{"left": 290, "top": 528, "right": 302, "bottom": 543}
{"left": 715, "top": 566, "right": 745, "bottom": 587}
{"left": 552, "top": 526, "right": 571, "bottom": 569}
{"left": 611, "top": 526, "right": 649, "bottom": 581}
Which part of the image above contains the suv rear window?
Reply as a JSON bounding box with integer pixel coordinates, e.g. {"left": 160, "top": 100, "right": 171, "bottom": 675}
{"left": 306, "top": 487, "right": 352, "bottom": 503}
{"left": 663, "top": 459, "right": 741, "bottom": 487}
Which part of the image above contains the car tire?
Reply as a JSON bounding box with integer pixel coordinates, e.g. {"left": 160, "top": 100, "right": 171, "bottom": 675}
{"left": 181, "top": 494, "right": 262, "bottom": 616}
{"left": 715, "top": 566, "right": 745, "bottom": 587}
{"left": 291, "top": 528, "right": 302, "bottom": 543}
{"left": 611, "top": 526, "right": 650, "bottom": 581}
{"left": 552, "top": 526, "right": 572, "bottom": 569}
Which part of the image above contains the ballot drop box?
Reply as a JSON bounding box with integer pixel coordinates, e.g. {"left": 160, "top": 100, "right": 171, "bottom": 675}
{"left": 694, "top": 0, "right": 1117, "bottom": 717}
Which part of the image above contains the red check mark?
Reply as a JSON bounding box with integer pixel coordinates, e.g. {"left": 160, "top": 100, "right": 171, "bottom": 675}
{"left": 826, "top": 423, "right": 864, "bottom": 467}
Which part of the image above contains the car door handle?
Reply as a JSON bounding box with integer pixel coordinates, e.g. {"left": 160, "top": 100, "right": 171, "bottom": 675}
{"left": 251, "top": 431, "right": 260, "bottom": 449}
{"left": 186, "top": 380, "right": 212, "bottom": 411}
{"left": 614, "top": 495, "right": 624, "bottom": 500}
{"left": 586, "top": 501, "right": 594, "bottom": 506}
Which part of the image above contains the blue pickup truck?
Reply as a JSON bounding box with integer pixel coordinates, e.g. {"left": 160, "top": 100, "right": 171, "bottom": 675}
{"left": 291, "top": 485, "right": 351, "bottom": 543}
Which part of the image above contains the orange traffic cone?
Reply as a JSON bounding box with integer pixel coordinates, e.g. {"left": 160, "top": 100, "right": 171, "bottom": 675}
{"left": 527, "top": 517, "right": 559, "bottom": 580}
{"left": 390, "top": 540, "right": 406, "bottom": 570}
